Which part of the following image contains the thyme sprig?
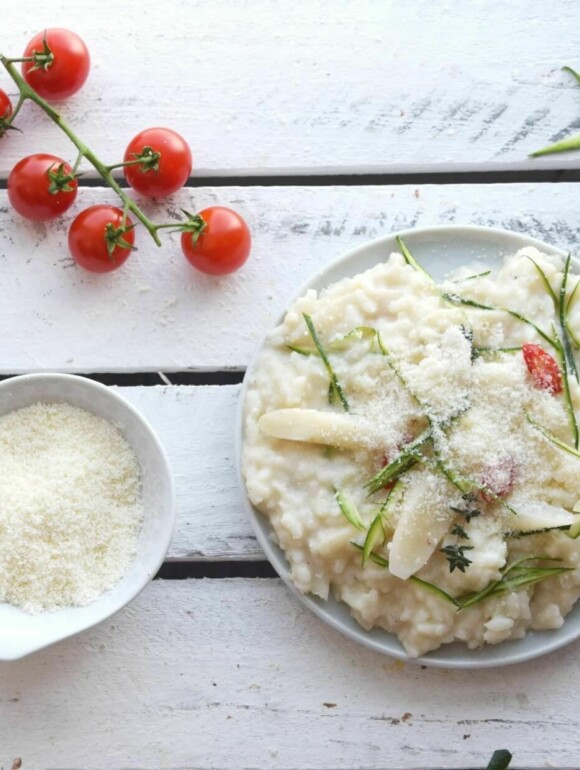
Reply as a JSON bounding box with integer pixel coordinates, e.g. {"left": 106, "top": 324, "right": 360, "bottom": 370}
{"left": 450, "top": 501, "right": 482, "bottom": 523}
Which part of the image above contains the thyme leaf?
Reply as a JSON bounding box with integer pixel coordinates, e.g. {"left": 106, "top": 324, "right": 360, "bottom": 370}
{"left": 450, "top": 503, "right": 482, "bottom": 523}
{"left": 450, "top": 523, "right": 470, "bottom": 539}
{"left": 303, "top": 313, "right": 349, "bottom": 412}
{"left": 440, "top": 544, "right": 474, "bottom": 573}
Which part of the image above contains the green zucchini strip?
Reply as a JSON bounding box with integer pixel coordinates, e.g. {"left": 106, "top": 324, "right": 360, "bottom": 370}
{"left": 364, "top": 431, "right": 431, "bottom": 495}
{"left": 328, "top": 326, "right": 376, "bottom": 351}
{"left": 551, "top": 324, "right": 579, "bottom": 449}
{"left": 335, "top": 490, "right": 365, "bottom": 531}
{"left": 286, "top": 343, "right": 318, "bottom": 356}
{"left": 396, "top": 236, "right": 435, "bottom": 283}
{"left": 526, "top": 413, "right": 580, "bottom": 460}
{"left": 530, "top": 133, "right": 580, "bottom": 158}
{"left": 351, "top": 544, "right": 571, "bottom": 612}
{"left": 562, "top": 65, "right": 580, "bottom": 83}
{"left": 350, "top": 543, "right": 459, "bottom": 607}
{"left": 526, "top": 256, "right": 558, "bottom": 309}
{"left": 362, "top": 513, "right": 386, "bottom": 566}
{"left": 451, "top": 270, "right": 492, "bottom": 283}
{"left": 566, "top": 279, "right": 580, "bottom": 349}
{"left": 287, "top": 325, "right": 377, "bottom": 357}
{"left": 474, "top": 346, "right": 522, "bottom": 356}
{"left": 303, "top": 313, "right": 349, "bottom": 412}
{"left": 443, "top": 293, "right": 557, "bottom": 349}
{"left": 457, "top": 556, "right": 572, "bottom": 610}
{"left": 559, "top": 254, "right": 580, "bottom": 383}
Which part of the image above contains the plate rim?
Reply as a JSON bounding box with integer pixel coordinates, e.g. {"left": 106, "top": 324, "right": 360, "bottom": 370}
{"left": 235, "top": 223, "right": 580, "bottom": 669}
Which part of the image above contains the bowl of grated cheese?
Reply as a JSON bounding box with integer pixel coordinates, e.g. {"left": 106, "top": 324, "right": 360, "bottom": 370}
{"left": 0, "top": 373, "right": 175, "bottom": 659}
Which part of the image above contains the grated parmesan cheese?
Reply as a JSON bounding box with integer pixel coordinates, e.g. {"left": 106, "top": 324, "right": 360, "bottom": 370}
{"left": 0, "top": 402, "right": 143, "bottom": 613}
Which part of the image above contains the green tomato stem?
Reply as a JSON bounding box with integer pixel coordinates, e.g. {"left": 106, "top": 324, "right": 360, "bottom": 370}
{"left": 0, "top": 54, "right": 162, "bottom": 247}
{"left": 9, "top": 93, "right": 25, "bottom": 122}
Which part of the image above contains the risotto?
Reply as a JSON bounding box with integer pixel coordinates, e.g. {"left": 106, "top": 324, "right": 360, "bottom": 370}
{"left": 242, "top": 244, "right": 580, "bottom": 657}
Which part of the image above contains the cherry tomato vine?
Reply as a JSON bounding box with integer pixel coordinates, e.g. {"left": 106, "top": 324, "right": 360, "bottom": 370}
{"left": 0, "top": 29, "right": 251, "bottom": 274}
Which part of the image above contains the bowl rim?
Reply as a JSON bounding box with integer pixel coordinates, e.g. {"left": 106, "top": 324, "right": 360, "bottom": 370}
{"left": 235, "top": 223, "right": 580, "bottom": 669}
{"left": 0, "top": 371, "right": 176, "bottom": 659}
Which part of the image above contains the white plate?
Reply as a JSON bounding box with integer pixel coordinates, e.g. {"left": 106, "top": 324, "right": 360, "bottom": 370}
{"left": 236, "top": 224, "right": 580, "bottom": 669}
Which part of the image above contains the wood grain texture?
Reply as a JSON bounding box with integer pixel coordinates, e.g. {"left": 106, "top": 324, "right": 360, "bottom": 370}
{"left": 0, "top": 579, "right": 575, "bottom": 770}
{"left": 0, "top": 1, "right": 580, "bottom": 174}
{"left": 118, "top": 384, "right": 258, "bottom": 561}
{"left": 1, "top": 183, "right": 580, "bottom": 372}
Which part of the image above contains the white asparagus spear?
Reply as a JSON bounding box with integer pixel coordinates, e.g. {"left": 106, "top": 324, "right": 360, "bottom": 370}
{"left": 389, "top": 485, "right": 455, "bottom": 580}
{"left": 258, "top": 408, "right": 366, "bottom": 449}
{"left": 502, "top": 501, "right": 576, "bottom": 532}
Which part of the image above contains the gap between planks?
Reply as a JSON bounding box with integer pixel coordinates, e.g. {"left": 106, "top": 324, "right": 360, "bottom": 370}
{"left": 0, "top": 371, "right": 245, "bottom": 387}
{"left": 1, "top": 168, "right": 580, "bottom": 188}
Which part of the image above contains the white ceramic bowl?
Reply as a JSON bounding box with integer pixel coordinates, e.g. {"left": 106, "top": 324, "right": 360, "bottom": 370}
{"left": 0, "top": 373, "right": 175, "bottom": 660}
{"left": 237, "top": 224, "right": 580, "bottom": 668}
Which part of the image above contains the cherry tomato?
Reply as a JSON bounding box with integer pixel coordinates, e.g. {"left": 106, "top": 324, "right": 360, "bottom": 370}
{"left": 480, "top": 457, "right": 517, "bottom": 503}
{"left": 68, "top": 205, "right": 135, "bottom": 273}
{"left": 8, "top": 154, "right": 78, "bottom": 221}
{"left": 522, "top": 342, "right": 562, "bottom": 394}
{"left": 123, "top": 127, "right": 192, "bottom": 197}
{"left": 0, "top": 89, "right": 13, "bottom": 139}
{"left": 22, "top": 29, "right": 90, "bottom": 101}
{"left": 181, "top": 206, "right": 251, "bottom": 275}
{"left": 0, "top": 89, "right": 12, "bottom": 120}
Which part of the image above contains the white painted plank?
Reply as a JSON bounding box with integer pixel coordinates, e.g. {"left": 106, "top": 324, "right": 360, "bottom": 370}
{"left": 118, "top": 384, "right": 258, "bottom": 561}
{"left": 0, "top": 578, "right": 574, "bottom": 770}
{"left": 0, "top": 1, "right": 579, "bottom": 175}
{"left": 0, "top": 183, "right": 580, "bottom": 372}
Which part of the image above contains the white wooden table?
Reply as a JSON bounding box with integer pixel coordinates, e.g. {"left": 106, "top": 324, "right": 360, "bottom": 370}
{"left": 1, "top": 2, "right": 580, "bottom": 768}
